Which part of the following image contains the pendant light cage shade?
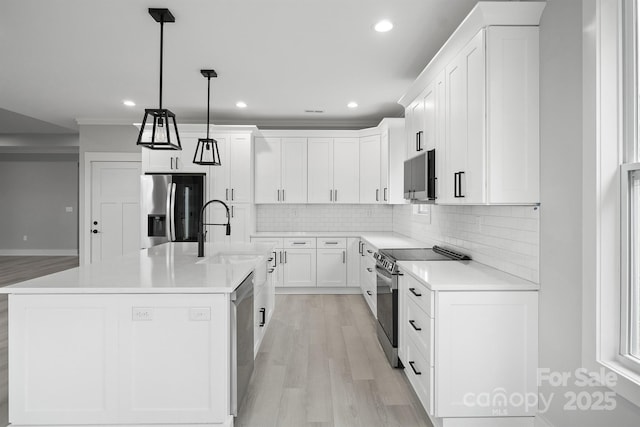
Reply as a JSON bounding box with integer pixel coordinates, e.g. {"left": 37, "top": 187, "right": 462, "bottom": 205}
{"left": 193, "top": 137, "right": 222, "bottom": 165}
{"left": 137, "top": 109, "right": 182, "bottom": 150}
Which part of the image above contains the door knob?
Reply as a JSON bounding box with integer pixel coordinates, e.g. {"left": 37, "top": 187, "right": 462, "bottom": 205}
{"left": 92, "top": 229, "right": 99, "bottom": 234}
{"left": 93, "top": 221, "right": 98, "bottom": 225}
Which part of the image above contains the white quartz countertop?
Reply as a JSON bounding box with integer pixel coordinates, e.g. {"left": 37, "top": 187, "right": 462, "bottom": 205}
{"left": 0, "top": 242, "right": 274, "bottom": 295}
{"left": 397, "top": 260, "right": 540, "bottom": 291}
{"left": 251, "top": 231, "right": 433, "bottom": 250}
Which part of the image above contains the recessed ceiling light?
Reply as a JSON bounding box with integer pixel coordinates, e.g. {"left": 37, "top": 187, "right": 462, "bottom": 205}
{"left": 374, "top": 19, "right": 393, "bottom": 33}
{"left": 347, "top": 102, "right": 358, "bottom": 109}
{"left": 123, "top": 100, "right": 136, "bottom": 107}
{"left": 236, "top": 101, "right": 247, "bottom": 109}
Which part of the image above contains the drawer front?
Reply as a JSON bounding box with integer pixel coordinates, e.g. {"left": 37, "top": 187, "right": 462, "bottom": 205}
{"left": 250, "top": 237, "right": 284, "bottom": 248}
{"left": 405, "top": 334, "right": 434, "bottom": 416}
{"left": 404, "top": 273, "right": 433, "bottom": 317}
{"left": 363, "top": 258, "right": 376, "bottom": 286}
{"left": 283, "top": 238, "right": 317, "bottom": 249}
{"left": 406, "top": 297, "right": 433, "bottom": 366}
{"left": 363, "top": 281, "right": 377, "bottom": 318}
{"left": 317, "top": 237, "right": 347, "bottom": 249}
{"left": 363, "top": 243, "right": 376, "bottom": 261}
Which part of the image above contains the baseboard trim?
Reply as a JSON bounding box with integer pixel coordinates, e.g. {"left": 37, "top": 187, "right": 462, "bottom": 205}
{"left": 0, "top": 249, "right": 78, "bottom": 256}
{"left": 275, "top": 287, "right": 361, "bottom": 295}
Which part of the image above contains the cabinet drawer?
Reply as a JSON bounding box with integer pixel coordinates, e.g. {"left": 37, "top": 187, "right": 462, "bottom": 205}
{"left": 363, "top": 243, "right": 377, "bottom": 260}
{"left": 404, "top": 273, "right": 433, "bottom": 317}
{"left": 317, "top": 237, "right": 347, "bottom": 248}
{"left": 405, "top": 334, "right": 434, "bottom": 416}
{"left": 363, "top": 281, "right": 377, "bottom": 318}
{"left": 283, "top": 238, "right": 316, "bottom": 249}
{"left": 406, "top": 297, "right": 434, "bottom": 366}
{"left": 250, "top": 237, "right": 284, "bottom": 248}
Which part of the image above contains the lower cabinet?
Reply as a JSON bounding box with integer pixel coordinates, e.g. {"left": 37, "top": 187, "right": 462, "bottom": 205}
{"left": 9, "top": 294, "right": 229, "bottom": 426}
{"left": 282, "top": 248, "right": 317, "bottom": 287}
{"left": 398, "top": 271, "right": 538, "bottom": 424}
{"left": 316, "top": 249, "right": 346, "bottom": 287}
{"left": 359, "top": 240, "right": 377, "bottom": 317}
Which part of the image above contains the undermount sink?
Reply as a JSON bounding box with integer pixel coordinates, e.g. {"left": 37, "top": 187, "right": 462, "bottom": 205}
{"left": 196, "top": 251, "right": 264, "bottom": 264}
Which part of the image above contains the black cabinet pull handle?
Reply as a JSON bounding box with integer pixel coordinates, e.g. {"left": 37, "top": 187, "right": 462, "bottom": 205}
{"left": 454, "top": 171, "right": 466, "bottom": 198}
{"left": 409, "top": 361, "right": 422, "bottom": 375}
{"left": 417, "top": 131, "right": 424, "bottom": 151}
{"left": 409, "top": 320, "right": 422, "bottom": 331}
{"left": 366, "top": 291, "right": 372, "bottom": 296}
{"left": 367, "top": 268, "right": 373, "bottom": 273}
{"left": 271, "top": 251, "right": 277, "bottom": 268}
{"left": 409, "top": 287, "right": 422, "bottom": 297}
{"left": 259, "top": 308, "right": 266, "bottom": 327}
{"left": 367, "top": 250, "right": 373, "bottom": 254}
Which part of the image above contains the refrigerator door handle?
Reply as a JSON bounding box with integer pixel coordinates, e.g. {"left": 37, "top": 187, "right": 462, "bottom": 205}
{"left": 169, "top": 183, "right": 177, "bottom": 241}
{"left": 165, "top": 180, "right": 173, "bottom": 240}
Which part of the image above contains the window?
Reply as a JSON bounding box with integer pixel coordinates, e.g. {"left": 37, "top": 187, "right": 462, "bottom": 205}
{"left": 621, "top": 0, "right": 640, "bottom": 369}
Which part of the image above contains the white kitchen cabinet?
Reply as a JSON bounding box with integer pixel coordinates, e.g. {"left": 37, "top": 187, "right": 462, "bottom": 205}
{"left": 434, "top": 70, "right": 447, "bottom": 202}
{"left": 346, "top": 237, "right": 361, "bottom": 287}
{"left": 359, "top": 135, "right": 382, "bottom": 203}
{"left": 254, "top": 261, "right": 270, "bottom": 357}
{"left": 398, "top": 271, "right": 538, "bottom": 425}
{"left": 250, "top": 237, "right": 283, "bottom": 288}
{"left": 282, "top": 248, "right": 316, "bottom": 287}
{"left": 254, "top": 137, "right": 307, "bottom": 203}
{"left": 9, "top": 294, "right": 228, "bottom": 426}
{"left": 359, "top": 240, "right": 377, "bottom": 317}
{"left": 143, "top": 136, "right": 209, "bottom": 173}
{"left": 207, "top": 203, "right": 253, "bottom": 244}
{"left": 316, "top": 239, "right": 347, "bottom": 287}
{"left": 307, "top": 137, "right": 360, "bottom": 204}
{"left": 442, "top": 27, "right": 539, "bottom": 205}
{"left": 406, "top": 99, "right": 425, "bottom": 159}
{"left": 209, "top": 134, "right": 252, "bottom": 204}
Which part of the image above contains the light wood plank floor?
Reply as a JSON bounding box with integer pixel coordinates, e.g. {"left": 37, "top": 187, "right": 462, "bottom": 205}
{"left": 0, "top": 256, "right": 79, "bottom": 425}
{"left": 236, "top": 294, "right": 433, "bottom": 427}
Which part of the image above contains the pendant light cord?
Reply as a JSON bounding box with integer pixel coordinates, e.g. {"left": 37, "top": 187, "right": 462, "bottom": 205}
{"left": 159, "top": 15, "right": 164, "bottom": 109}
{"left": 206, "top": 75, "right": 211, "bottom": 139}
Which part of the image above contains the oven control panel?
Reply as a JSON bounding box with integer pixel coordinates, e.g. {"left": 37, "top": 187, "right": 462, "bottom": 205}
{"left": 373, "top": 252, "right": 396, "bottom": 273}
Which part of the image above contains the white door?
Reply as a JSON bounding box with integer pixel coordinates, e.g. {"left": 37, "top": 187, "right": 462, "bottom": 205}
{"left": 307, "top": 138, "right": 333, "bottom": 203}
{"left": 254, "top": 137, "right": 281, "bottom": 203}
{"left": 316, "top": 249, "right": 346, "bottom": 287}
{"left": 359, "top": 135, "right": 381, "bottom": 203}
{"left": 333, "top": 138, "right": 360, "bottom": 203}
{"left": 280, "top": 138, "right": 308, "bottom": 203}
{"left": 229, "top": 135, "right": 252, "bottom": 203}
{"left": 91, "top": 161, "right": 141, "bottom": 263}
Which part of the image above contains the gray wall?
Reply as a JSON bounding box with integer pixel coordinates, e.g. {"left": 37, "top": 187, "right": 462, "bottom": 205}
{"left": 539, "top": 0, "right": 640, "bottom": 425}
{"left": 0, "top": 153, "right": 78, "bottom": 254}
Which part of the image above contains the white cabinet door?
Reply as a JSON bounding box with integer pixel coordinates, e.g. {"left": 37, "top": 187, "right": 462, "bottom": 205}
{"left": 254, "top": 137, "right": 281, "bottom": 203}
{"left": 307, "top": 138, "right": 333, "bottom": 203}
{"left": 281, "top": 138, "right": 308, "bottom": 203}
{"left": 408, "top": 100, "right": 424, "bottom": 158}
{"left": 228, "top": 134, "right": 252, "bottom": 203}
{"left": 359, "top": 135, "right": 381, "bottom": 203}
{"left": 144, "top": 137, "right": 209, "bottom": 173}
{"left": 176, "top": 137, "right": 209, "bottom": 173}
{"left": 316, "top": 249, "right": 347, "bottom": 287}
{"left": 119, "top": 294, "right": 228, "bottom": 424}
{"left": 144, "top": 149, "right": 176, "bottom": 173}
{"left": 486, "top": 26, "right": 540, "bottom": 204}
{"left": 229, "top": 204, "right": 252, "bottom": 243}
{"left": 9, "top": 295, "right": 120, "bottom": 425}
{"left": 208, "top": 134, "right": 229, "bottom": 201}
{"left": 434, "top": 71, "right": 447, "bottom": 203}
{"left": 346, "top": 237, "right": 361, "bottom": 287}
{"left": 423, "top": 82, "right": 436, "bottom": 152}
{"left": 283, "top": 249, "right": 316, "bottom": 287}
{"left": 380, "top": 128, "right": 390, "bottom": 203}
{"left": 333, "top": 138, "right": 360, "bottom": 203}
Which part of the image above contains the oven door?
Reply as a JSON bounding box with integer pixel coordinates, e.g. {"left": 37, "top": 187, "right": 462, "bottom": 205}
{"left": 376, "top": 265, "right": 397, "bottom": 346}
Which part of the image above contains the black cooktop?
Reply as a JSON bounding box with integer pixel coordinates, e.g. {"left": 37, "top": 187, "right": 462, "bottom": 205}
{"left": 379, "top": 245, "right": 471, "bottom": 262}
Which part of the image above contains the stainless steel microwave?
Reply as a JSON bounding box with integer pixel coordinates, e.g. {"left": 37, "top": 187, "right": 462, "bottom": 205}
{"left": 404, "top": 149, "right": 436, "bottom": 202}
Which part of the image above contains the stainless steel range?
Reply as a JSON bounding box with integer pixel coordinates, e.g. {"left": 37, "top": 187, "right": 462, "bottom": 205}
{"left": 374, "top": 245, "right": 470, "bottom": 368}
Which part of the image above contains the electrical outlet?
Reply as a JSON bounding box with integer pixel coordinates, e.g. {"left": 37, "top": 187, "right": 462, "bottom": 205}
{"left": 23, "top": 235, "right": 27, "bottom": 241}
{"left": 366, "top": 209, "right": 372, "bottom": 217}
{"left": 189, "top": 307, "right": 211, "bottom": 321}
{"left": 65, "top": 206, "right": 73, "bottom": 213}
{"left": 132, "top": 308, "right": 154, "bottom": 321}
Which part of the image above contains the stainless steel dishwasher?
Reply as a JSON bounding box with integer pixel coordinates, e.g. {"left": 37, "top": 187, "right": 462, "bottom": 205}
{"left": 230, "top": 272, "right": 254, "bottom": 416}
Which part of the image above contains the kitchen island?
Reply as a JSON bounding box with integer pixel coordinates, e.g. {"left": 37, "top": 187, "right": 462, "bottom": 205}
{"left": 0, "top": 242, "right": 274, "bottom": 427}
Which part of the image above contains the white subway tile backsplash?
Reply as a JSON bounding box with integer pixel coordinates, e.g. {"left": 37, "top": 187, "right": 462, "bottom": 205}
{"left": 256, "top": 204, "right": 393, "bottom": 232}
{"left": 393, "top": 204, "right": 540, "bottom": 283}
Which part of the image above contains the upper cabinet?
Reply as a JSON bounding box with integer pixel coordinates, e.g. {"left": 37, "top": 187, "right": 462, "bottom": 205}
{"left": 142, "top": 136, "right": 209, "bottom": 173}
{"left": 308, "top": 138, "right": 360, "bottom": 204}
{"left": 359, "top": 135, "right": 381, "bottom": 204}
{"left": 209, "top": 133, "right": 252, "bottom": 204}
{"left": 254, "top": 137, "right": 308, "bottom": 204}
{"left": 398, "top": 2, "right": 544, "bottom": 206}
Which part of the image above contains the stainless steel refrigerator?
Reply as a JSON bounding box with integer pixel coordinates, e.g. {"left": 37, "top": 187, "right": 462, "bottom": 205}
{"left": 140, "top": 174, "right": 205, "bottom": 249}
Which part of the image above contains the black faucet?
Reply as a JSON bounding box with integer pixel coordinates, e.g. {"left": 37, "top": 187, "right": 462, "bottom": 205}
{"left": 197, "top": 199, "right": 231, "bottom": 257}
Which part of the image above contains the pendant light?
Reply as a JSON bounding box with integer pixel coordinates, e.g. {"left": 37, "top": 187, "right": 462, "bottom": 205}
{"left": 136, "top": 8, "right": 182, "bottom": 150}
{"left": 193, "top": 69, "right": 222, "bottom": 165}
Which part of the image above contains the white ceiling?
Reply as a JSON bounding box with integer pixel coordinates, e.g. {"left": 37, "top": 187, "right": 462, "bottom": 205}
{"left": 0, "top": 0, "right": 485, "bottom": 133}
